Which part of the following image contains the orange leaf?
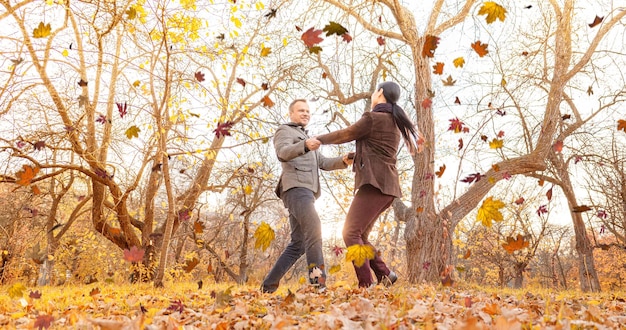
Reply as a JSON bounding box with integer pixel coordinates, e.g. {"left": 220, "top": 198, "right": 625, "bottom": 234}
{"left": 471, "top": 41, "right": 489, "bottom": 57}
{"left": 435, "top": 164, "right": 446, "bottom": 178}
{"left": 617, "top": 119, "right": 626, "bottom": 132}
{"left": 184, "top": 257, "right": 199, "bottom": 273}
{"left": 462, "top": 249, "right": 471, "bottom": 259}
{"left": 16, "top": 164, "right": 39, "bottom": 186}
{"left": 553, "top": 140, "right": 563, "bottom": 152}
{"left": 546, "top": 187, "right": 553, "bottom": 201}
{"left": 416, "top": 206, "right": 424, "bottom": 213}
{"left": 502, "top": 234, "right": 529, "bottom": 254}
{"left": 262, "top": 95, "right": 274, "bottom": 108}
{"left": 31, "top": 185, "right": 41, "bottom": 195}
{"left": 422, "top": 35, "right": 440, "bottom": 58}
{"left": 432, "top": 62, "right": 444, "bottom": 75}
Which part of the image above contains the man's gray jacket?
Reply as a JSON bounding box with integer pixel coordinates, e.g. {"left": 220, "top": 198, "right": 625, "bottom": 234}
{"left": 274, "top": 122, "right": 347, "bottom": 199}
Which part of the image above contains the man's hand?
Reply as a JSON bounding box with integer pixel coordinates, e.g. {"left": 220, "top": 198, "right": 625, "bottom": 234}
{"left": 305, "top": 138, "right": 321, "bottom": 151}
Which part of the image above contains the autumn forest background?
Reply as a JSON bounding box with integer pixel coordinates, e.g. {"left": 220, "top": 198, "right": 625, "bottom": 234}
{"left": 2, "top": 0, "right": 626, "bottom": 312}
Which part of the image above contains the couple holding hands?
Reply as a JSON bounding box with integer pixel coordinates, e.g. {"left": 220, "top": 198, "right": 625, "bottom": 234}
{"left": 261, "top": 81, "right": 422, "bottom": 293}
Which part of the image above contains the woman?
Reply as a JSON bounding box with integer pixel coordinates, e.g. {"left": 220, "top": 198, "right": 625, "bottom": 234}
{"left": 316, "top": 81, "right": 421, "bottom": 288}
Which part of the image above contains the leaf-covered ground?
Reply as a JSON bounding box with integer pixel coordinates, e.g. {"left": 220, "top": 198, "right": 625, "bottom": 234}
{"left": 1, "top": 281, "right": 625, "bottom": 329}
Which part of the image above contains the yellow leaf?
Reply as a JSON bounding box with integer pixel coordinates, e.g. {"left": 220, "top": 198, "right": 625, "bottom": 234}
{"left": 476, "top": 197, "right": 505, "bottom": 227}
{"left": 260, "top": 46, "right": 271, "bottom": 57}
{"left": 489, "top": 138, "right": 503, "bottom": 149}
{"left": 230, "top": 16, "right": 242, "bottom": 28}
{"left": 8, "top": 283, "right": 26, "bottom": 299}
{"left": 453, "top": 57, "right": 465, "bottom": 68}
{"left": 253, "top": 222, "right": 275, "bottom": 251}
{"left": 501, "top": 78, "right": 507, "bottom": 86}
{"left": 243, "top": 185, "right": 252, "bottom": 195}
{"left": 46, "top": 0, "right": 53, "bottom": 4}
{"left": 345, "top": 244, "right": 375, "bottom": 267}
{"left": 125, "top": 125, "right": 141, "bottom": 139}
{"left": 133, "top": 80, "right": 140, "bottom": 87}
{"left": 329, "top": 264, "right": 341, "bottom": 274}
{"left": 126, "top": 6, "right": 137, "bottom": 20}
{"left": 62, "top": 49, "right": 69, "bottom": 57}
{"left": 298, "top": 276, "right": 306, "bottom": 284}
{"left": 478, "top": 1, "right": 507, "bottom": 24}
{"left": 33, "top": 22, "right": 51, "bottom": 38}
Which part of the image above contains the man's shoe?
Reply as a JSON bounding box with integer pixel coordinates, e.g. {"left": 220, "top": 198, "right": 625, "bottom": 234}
{"left": 381, "top": 271, "right": 397, "bottom": 287}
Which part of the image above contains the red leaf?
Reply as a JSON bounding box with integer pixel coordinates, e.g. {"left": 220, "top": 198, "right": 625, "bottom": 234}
{"left": 34, "top": 314, "right": 54, "bottom": 329}
{"left": 448, "top": 118, "right": 466, "bottom": 133}
{"left": 461, "top": 173, "right": 483, "bottom": 184}
{"left": 123, "top": 246, "right": 145, "bottom": 262}
{"left": 514, "top": 197, "right": 525, "bottom": 205}
{"left": 617, "top": 119, "right": 626, "bottom": 132}
{"left": 458, "top": 138, "right": 463, "bottom": 150}
{"left": 332, "top": 245, "right": 343, "bottom": 256}
{"left": 168, "top": 299, "right": 185, "bottom": 313}
{"left": 497, "top": 130, "right": 505, "bottom": 138}
{"left": 432, "top": 62, "right": 444, "bottom": 75}
{"left": 454, "top": 96, "right": 461, "bottom": 104}
{"left": 597, "top": 210, "right": 607, "bottom": 219}
{"left": 29, "top": 290, "right": 42, "bottom": 299}
{"left": 537, "top": 204, "right": 548, "bottom": 216}
{"left": 261, "top": 82, "right": 269, "bottom": 90}
{"left": 262, "top": 95, "right": 275, "bottom": 107}
{"left": 34, "top": 141, "right": 46, "bottom": 150}
{"left": 552, "top": 140, "right": 563, "bottom": 152}
{"left": 376, "top": 36, "right": 385, "bottom": 46}
{"left": 116, "top": 102, "right": 127, "bottom": 118}
{"left": 195, "top": 71, "right": 205, "bottom": 82}
{"left": 342, "top": 33, "right": 352, "bottom": 43}
{"left": 301, "top": 27, "right": 323, "bottom": 48}
{"left": 214, "top": 121, "right": 234, "bottom": 139}
{"left": 236, "top": 77, "right": 246, "bottom": 87}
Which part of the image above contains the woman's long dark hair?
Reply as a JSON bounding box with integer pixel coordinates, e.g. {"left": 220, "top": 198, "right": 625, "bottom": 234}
{"left": 378, "top": 81, "right": 418, "bottom": 154}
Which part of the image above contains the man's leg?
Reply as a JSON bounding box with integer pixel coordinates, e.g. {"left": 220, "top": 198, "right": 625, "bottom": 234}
{"left": 261, "top": 191, "right": 306, "bottom": 293}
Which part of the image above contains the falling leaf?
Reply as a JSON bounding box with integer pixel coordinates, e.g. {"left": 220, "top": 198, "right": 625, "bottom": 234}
{"left": 442, "top": 75, "right": 456, "bottom": 86}
{"left": 422, "top": 35, "right": 440, "bottom": 58}
{"left": 236, "top": 77, "right": 246, "bottom": 86}
{"left": 496, "top": 109, "right": 506, "bottom": 116}
{"left": 133, "top": 80, "right": 141, "bottom": 87}
{"left": 502, "top": 234, "right": 529, "bottom": 254}
{"left": 89, "top": 287, "right": 100, "bottom": 296}
{"left": 588, "top": 15, "right": 603, "bottom": 28}
{"left": 193, "top": 221, "right": 205, "bottom": 234}
{"left": 617, "top": 119, "right": 626, "bottom": 132}
{"left": 432, "top": 62, "right": 444, "bottom": 75}
{"left": 178, "top": 209, "right": 191, "bottom": 221}
{"left": 572, "top": 205, "right": 592, "bottom": 213}
{"left": 480, "top": 135, "right": 488, "bottom": 142}
{"left": 478, "top": 1, "right": 507, "bottom": 24}
{"left": 458, "top": 138, "right": 464, "bottom": 150}
{"left": 214, "top": 121, "right": 234, "bottom": 139}
{"left": 323, "top": 21, "right": 348, "bottom": 36}
{"left": 454, "top": 96, "right": 461, "bottom": 104}
{"left": 435, "top": 164, "right": 446, "bottom": 178}
{"left": 514, "top": 197, "right": 525, "bottom": 205}
{"left": 453, "top": 57, "right": 465, "bottom": 68}
{"left": 62, "top": 49, "right": 69, "bottom": 57}
{"left": 552, "top": 140, "right": 563, "bottom": 152}
{"left": 34, "top": 314, "right": 54, "bottom": 329}
{"left": 462, "top": 249, "right": 471, "bottom": 259}
{"left": 332, "top": 245, "right": 344, "bottom": 256}
{"left": 252, "top": 223, "right": 275, "bottom": 253}
{"left": 301, "top": 27, "right": 323, "bottom": 48}
{"left": 261, "top": 82, "right": 269, "bottom": 90}
{"left": 184, "top": 257, "right": 199, "bottom": 273}
{"left": 587, "top": 86, "right": 593, "bottom": 95}
{"left": 597, "top": 210, "right": 607, "bottom": 219}
{"left": 546, "top": 187, "right": 553, "bottom": 201}
{"left": 116, "top": 102, "right": 128, "bottom": 118}
{"left": 562, "top": 114, "right": 571, "bottom": 120}
{"left": 264, "top": 8, "right": 277, "bottom": 19}
{"left": 421, "top": 98, "right": 432, "bottom": 109}
{"left": 16, "top": 164, "right": 39, "bottom": 186}
{"left": 448, "top": 118, "right": 466, "bottom": 133}
{"left": 376, "top": 36, "right": 385, "bottom": 46}
{"left": 489, "top": 138, "right": 503, "bottom": 149}
{"left": 345, "top": 244, "right": 375, "bottom": 267}
{"left": 260, "top": 46, "right": 272, "bottom": 57}
{"left": 329, "top": 264, "right": 341, "bottom": 274}
{"left": 537, "top": 204, "right": 548, "bottom": 216}
{"left": 78, "top": 79, "right": 88, "bottom": 87}
{"left": 33, "top": 22, "right": 51, "bottom": 38}
{"left": 32, "top": 185, "right": 41, "bottom": 195}
{"left": 262, "top": 95, "right": 275, "bottom": 107}
{"left": 461, "top": 173, "right": 483, "bottom": 184}
{"left": 441, "top": 273, "right": 454, "bottom": 287}
{"left": 243, "top": 185, "right": 252, "bottom": 195}
{"left": 123, "top": 246, "right": 145, "bottom": 262}
{"left": 476, "top": 197, "right": 505, "bottom": 227}
{"left": 194, "top": 71, "right": 205, "bottom": 82}
{"left": 126, "top": 6, "right": 137, "bottom": 20}
{"left": 342, "top": 33, "right": 353, "bottom": 43}
{"left": 471, "top": 41, "right": 489, "bottom": 57}
{"left": 125, "top": 126, "right": 140, "bottom": 139}
{"left": 491, "top": 164, "right": 500, "bottom": 172}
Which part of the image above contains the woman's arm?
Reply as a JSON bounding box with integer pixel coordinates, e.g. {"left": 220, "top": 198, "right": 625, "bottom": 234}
{"left": 316, "top": 113, "right": 372, "bottom": 145}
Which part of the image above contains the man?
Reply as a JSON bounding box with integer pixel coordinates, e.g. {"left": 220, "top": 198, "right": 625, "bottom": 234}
{"left": 261, "top": 99, "right": 352, "bottom": 293}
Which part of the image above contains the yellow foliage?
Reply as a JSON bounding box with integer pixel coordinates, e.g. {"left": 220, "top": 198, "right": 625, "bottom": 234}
{"left": 7, "top": 283, "right": 26, "bottom": 299}
{"left": 125, "top": 126, "right": 141, "bottom": 139}
{"left": 453, "top": 57, "right": 465, "bottom": 68}
{"left": 33, "top": 22, "right": 51, "bottom": 38}
{"left": 478, "top": 1, "right": 507, "bottom": 24}
{"left": 489, "top": 138, "right": 503, "bottom": 149}
{"left": 253, "top": 222, "right": 275, "bottom": 251}
{"left": 345, "top": 244, "right": 374, "bottom": 267}
{"left": 476, "top": 197, "right": 505, "bottom": 227}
